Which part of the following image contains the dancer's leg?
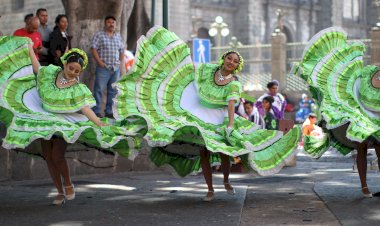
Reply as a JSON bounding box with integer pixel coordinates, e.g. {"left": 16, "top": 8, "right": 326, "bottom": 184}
{"left": 220, "top": 153, "right": 234, "bottom": 194}
{"left": 356, "top": 141, "right": 370, "bottom": 195}
{"left": 219, "top": 153, "right": 230, "bottom": 183}
{"left": 41, "top": 139, "right": 64, "bottom": 194}
{"left": 200, "top": 148, "right": 213, "bottom": 192}
{"left": 51, "top": 138, "right": 72, "bottom": 187}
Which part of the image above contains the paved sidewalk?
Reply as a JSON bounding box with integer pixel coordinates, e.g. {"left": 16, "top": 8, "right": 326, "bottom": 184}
{"left": 0, "top": 152, "right": 380, "bottom": 226}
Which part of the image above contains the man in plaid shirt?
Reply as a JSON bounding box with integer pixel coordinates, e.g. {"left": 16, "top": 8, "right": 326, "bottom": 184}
{"left": 91, "top": 16, "right": 125, "bottom": 118}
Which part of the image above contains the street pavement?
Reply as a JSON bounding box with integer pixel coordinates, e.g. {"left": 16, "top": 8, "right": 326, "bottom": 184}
{"left": 0, "top": 150, "right": 379, "bottom": 226}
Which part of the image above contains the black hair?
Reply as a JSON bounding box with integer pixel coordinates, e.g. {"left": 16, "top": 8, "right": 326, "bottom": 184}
{"left": 55, "top": 14, "right": 67, "bottom": 25}
{"left": 263, "top": 96, "right": 274, "bottom": 105}
{"left": 243, "top": 101, "right": 254, "bottom": 106}
{"left": 308, "top": 113, "right": 317, "bottom": 119}
{"left": 105, "top": 16, "right": 116, "bottom": 22}
{"left": 65, "top": 53, "right": 84, "bottom": 68}
{"left": 24, "top": 13, "right": 33, "bottom": 22}
{"left": 36, "top": 8, "right": 47, "bottom": 16}
{"left": 267, "top": 81, "right": 279, "bottom": 89}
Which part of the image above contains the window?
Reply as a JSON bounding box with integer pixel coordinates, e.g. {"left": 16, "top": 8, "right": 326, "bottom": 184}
{"left": 343, "top": 0, "right": 359, "bottom": 21}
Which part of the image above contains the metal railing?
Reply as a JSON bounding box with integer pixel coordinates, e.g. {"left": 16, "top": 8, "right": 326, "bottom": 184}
{"left": 210, "top": 39, "right": 372, "bottom": 92}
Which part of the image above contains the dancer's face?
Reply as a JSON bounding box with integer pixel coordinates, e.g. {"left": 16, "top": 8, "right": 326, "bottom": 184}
{"left": 63, "top": 62, "right": 81, "bottom": 80}
{"left": 223, "top": 53, "right": 240, "bottom": 73}
{"left": 309, "top": 117, "right": 317, "bottom": 124}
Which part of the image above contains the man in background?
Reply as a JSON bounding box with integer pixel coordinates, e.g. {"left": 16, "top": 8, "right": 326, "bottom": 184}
{"left": 36, "top": 8, "right": 52, "bottom": 65}
{"left": 14, "top": 15, "right": 43, "bottom": 60}
{"left": 91, "top": 16, "right": 125, "bottom": 118}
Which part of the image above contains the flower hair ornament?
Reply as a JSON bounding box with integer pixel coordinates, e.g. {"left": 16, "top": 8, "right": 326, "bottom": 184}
{"left": 60, "top": 48, "right": 88, "bottom": 71}
{"left": 219, "top": 50, "right": 244, "bottom": 74}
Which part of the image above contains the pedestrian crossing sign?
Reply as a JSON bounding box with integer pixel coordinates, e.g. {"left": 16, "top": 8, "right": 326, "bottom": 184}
{"left": 193, "top": 38, "right": 210, "bottom": 64}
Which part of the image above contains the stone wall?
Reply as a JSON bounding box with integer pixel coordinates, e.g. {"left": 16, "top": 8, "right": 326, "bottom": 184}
{"left": 0, "top": 0, "right": 64, "bottom": 35}
{"left": 0, "top": 136, "right": 159, "bottom": 181}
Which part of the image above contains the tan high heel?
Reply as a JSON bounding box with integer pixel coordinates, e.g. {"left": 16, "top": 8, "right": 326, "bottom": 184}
{"left": 65, "top": 184, "right": 75, "bottom": 200}
{"left": 202, "top": 190, "right": 214, "bottom": 202}
{"left": 52, "top": 193, "right": 65, "bottom": 206}
{"left": 224, "top": 182, "right": 236, "bottom": 195}
{"left": 362, "top": 186, "right": 373, "bottom": 198}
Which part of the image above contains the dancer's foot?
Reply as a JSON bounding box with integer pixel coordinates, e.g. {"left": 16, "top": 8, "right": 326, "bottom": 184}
{"left": 202, "top": 190, "right": 214, "bottom": 202}
{"left": 52, "top": 193, "right": 65, "bottom": 206}
{"left": 362, "top": 186, "right": 373, "bottom": 198}
{"left": 224, "top": 182, "right": 235, "bottom": 195}
{"left": 65, "top": 184, "right": 75, "bottom": 200}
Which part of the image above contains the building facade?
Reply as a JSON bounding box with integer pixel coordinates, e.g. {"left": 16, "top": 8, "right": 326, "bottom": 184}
{"left": 1, "top": 0, "right": 377, "bottom": 44}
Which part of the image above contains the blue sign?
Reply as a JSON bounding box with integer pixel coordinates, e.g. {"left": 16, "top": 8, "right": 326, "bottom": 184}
{"left": 193, "top": 38, "right": 210, "bottom": 64}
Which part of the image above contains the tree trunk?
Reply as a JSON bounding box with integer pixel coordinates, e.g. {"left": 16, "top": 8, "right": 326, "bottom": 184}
{"left": 127, "top": 0, "right": 151, "bottom": 51}
{"left": 61, "top": 0, "right": 135, "bottom": 88}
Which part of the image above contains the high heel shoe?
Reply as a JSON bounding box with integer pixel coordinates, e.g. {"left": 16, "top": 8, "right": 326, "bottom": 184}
{"left": 202, "top": 190, "right": 214, "bottom": 202}
{"left": 362, "top": 187, "right": 373, "bottom": 198}
{"left": 224, "top": 182, "right": 236, "bottom": 195}
{"left": 65, "top": 184, "right": 75, "bottom": 201}
{"left": 52, "top": 193, "right": 66, "bottom": 206}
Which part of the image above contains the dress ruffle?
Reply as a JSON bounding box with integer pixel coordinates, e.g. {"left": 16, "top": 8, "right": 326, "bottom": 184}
{"left": 294, "top": 27, "right": 380, "bottom": 154}
{"left": 0, "top": 36, "right": 142, "bottom": 158}
{"left": 114, "top": 26, "right": 301, "bottom": 176}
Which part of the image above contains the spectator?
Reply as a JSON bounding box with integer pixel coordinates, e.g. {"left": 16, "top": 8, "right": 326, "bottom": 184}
{"left": 124, "top": 49, "right": 135, "bottom": 72}
{"left": 49, "top": 14, "right": 71, "bottom": 67}
{"left": 36, "top": 8, "right": 52, "bottom": 66}
{"left": 13, "top": 15, "right": 43, "bottom": 60}
{"left": 260, "top": 96, "right": 278, "bottom": 130}
{"left": 91, "top": 16, "right": 125, "bottom": 118}
{"left": 302, "top": 113, "right": 322, "bottom": 138}
{"left": 243, "top": 100, "right": 264, "bottom": 128}
{"left": 296, "top": 93, "right": 314, "bottom": 123}
{"left": 255, "top": 80, "right": 286, "bottom": 120}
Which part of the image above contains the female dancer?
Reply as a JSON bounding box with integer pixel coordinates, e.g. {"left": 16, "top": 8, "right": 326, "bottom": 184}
{"left": 294, "top": 27, "right": 380, "bottom": 197}
{"left": 113, "top": 26, "right": 301, "bottom": 201}
{"left": 0, "top": 36, "right": 140, "bottom": 205}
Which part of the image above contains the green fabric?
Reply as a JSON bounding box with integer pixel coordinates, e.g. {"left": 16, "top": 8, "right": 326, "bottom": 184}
{"left": 195, "top": 64, "right": 242, "bottom": 108}
{"left": 303, "top": 134, "right": 330, "bottom": 159}
{"left": 114, "top": 26, "right": 300, "bottom": 176}
{"left": 37, "top": 65, "right": 96, "bottom": 113}
{"left": 0, "top": 36, "right": 142, "bottom": 158}
{"left": 264, "top": 112, "right": 278, "bottom": 130}
{"left": 359, "top": 66, "right": 380, "bottom": 112}
{"left": 296, "top": 27, "right": 380, "bottom": 150}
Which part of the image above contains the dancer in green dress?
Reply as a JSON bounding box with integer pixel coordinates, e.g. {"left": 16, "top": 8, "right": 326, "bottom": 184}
{"left": 0, "top": 36, "right": 142, "bottom": 205}
{"left": 293, "top": 27, "right": 380, "bottom": 197}
{"left": 114, "top": 26, "right": 301, "bottom": 201}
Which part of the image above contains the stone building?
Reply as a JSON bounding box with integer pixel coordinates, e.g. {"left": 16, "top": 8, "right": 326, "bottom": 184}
{"left": 0, "top": 0, "right": 377, "bottom": 44}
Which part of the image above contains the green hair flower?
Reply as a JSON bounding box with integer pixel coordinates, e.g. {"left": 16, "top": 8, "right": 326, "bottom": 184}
{"left": 60, "top": 48, "right": 88, "bottom": 71}
{"left": 219, "top": 50, "right": 244, "bottom": 74}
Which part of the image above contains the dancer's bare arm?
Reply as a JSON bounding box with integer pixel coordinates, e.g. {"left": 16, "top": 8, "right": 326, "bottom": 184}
{"left": 28, "top": 43, "right": 40, "bottom": 75}
{"left": 81, "top": 106, "right": 108, "bottom": 126}
{"left": 227, "top": 99, "right": 236, "bottom": 128}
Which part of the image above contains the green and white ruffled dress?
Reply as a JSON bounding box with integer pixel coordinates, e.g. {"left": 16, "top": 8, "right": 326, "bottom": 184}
{"left": 113, "top": 26, "right": 301, "bottom": 176}
{"left": 0, "top": 36, "right": 142, "bottom": 158}
{"left": 293, "top": 27, "right": 380, "bottom": 158}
